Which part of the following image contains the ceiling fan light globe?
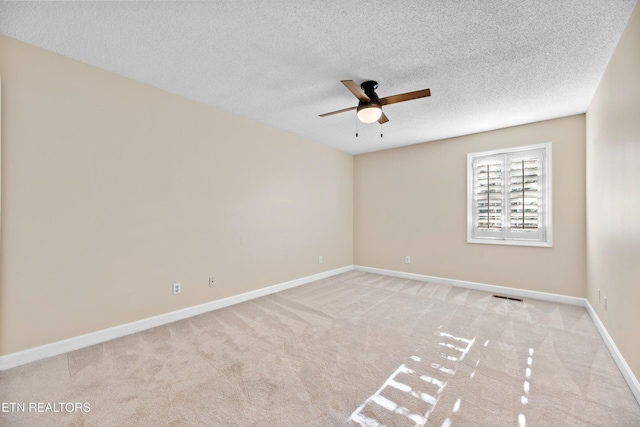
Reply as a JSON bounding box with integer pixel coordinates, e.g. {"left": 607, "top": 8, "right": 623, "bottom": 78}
{"left": 357, "top": 104, "right": 382, "bottom": 123}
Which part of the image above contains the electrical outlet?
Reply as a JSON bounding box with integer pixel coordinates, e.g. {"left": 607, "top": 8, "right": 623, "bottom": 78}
{"left": 209, "top": 277, "right": 215, "bottom": 288}
{"left": 319, "top": 256, "right": 323, "bottom": 264}
{"left": 604, "top": 296, "right": 608, "bottom": 311}
{"left": 173, "top": 282, "right": 181, "bottom": 295}
{"left": 405, "top": 256, "right": 411, "bottom": 264}
{"left": 598, "top": 288, "right": 601, "bottom": 303}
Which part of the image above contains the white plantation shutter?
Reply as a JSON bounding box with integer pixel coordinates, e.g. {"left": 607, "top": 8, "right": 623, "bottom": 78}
{"left": 472, "top": 156, "right": 503, "bottom": 239}
{"left": 467, "top": 144, "right": 551, "bottom": 246}
{"left": 506, "top": 152, "right": 544, "bottom": 241}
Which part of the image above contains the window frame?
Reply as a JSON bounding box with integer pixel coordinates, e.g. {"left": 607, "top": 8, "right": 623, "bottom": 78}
{"left": 466, "top": 142, "right": 552, "bottom": 247}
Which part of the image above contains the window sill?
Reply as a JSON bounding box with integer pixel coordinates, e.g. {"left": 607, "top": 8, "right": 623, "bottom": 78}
{"left": 467, "top": 238, "right": 552, "bottom": 248}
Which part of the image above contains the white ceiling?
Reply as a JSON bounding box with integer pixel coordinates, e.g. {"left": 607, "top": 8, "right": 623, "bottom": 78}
{"left": 0, "top": 1, "right": 636, "bottom": 155}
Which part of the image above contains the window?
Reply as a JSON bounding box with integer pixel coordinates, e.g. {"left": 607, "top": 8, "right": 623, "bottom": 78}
{"left": 467, "top": 143, "right": 552, "bottom": 247}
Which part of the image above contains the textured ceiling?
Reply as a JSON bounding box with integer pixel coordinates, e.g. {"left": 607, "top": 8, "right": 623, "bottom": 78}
{"left": 0, "top": 1, "right": 637, "bottom": 154}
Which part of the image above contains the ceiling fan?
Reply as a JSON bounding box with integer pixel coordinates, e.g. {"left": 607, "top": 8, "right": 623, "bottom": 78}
{"left": 319, "top": 80, "right": 431, "bottom": 124}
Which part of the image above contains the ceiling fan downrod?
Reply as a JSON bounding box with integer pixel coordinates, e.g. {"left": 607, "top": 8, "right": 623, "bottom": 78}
{"left": 360, "top": 81, "right": 380, "bottom": 101}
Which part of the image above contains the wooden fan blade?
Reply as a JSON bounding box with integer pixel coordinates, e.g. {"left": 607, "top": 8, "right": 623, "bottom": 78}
{"left": 319, "top": 105, "right": 357, "bottom": 117}
{"left": 341, "top": 80, "right": 370, "bottom": 102}
{"left": 378, "top": 111, "right": 389, "bottom": 124}
{"left": 380, "top": 88, "right": 431, "bottom": 106}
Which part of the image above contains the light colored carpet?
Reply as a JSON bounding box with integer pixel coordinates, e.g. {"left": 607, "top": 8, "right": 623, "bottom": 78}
{"left": 1, "top": 271, "right": 639, "bottom": 426}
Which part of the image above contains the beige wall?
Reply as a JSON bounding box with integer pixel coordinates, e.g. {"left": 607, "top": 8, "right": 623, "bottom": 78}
{"left": 586, "top": 3, "right": 640, "bottom": 378}
{"left": 0, "top": 36, "right": 353, "bottom": 355}
{"left": 354, "top": 115, "right": 586, "bottom": 297}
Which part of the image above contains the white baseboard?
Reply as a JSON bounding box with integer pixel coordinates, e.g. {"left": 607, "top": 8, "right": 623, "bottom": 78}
{"left": 354, "top": 265, "right": 585, "bottom": 306}
{"left": 584, "top": 300, "right": 640, "bottom": 405}
{"left": 354, "top": 265, "right": 640, "bottom": 405}
{"left": 0, "top": 265, "right": 354, "bottom": 371}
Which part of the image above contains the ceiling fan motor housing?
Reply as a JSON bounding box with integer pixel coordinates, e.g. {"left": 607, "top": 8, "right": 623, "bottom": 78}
{"left": 357, "top": 81, "right": 383, "bottom": 123}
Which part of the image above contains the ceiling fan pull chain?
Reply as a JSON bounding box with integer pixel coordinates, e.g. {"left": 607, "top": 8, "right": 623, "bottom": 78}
{"left": 380, "top": 122, "right": 383, "bottom": 138}
{"left": 355, "top": 113, "right": 359, "bottom": 137}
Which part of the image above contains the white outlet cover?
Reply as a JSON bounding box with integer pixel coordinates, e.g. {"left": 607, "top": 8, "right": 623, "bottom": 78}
{"left": 173, "top": 282, "right": 181, "bottom": 295}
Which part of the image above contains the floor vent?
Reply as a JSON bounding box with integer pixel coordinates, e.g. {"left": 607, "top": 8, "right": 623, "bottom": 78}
{"left": 493, "top": 294, "right": 523, "bottom": 302}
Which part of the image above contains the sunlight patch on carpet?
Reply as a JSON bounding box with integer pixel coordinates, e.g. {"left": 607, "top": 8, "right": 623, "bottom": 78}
{"left": 350, "top": 331, "right": 475, "bottom": 427}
